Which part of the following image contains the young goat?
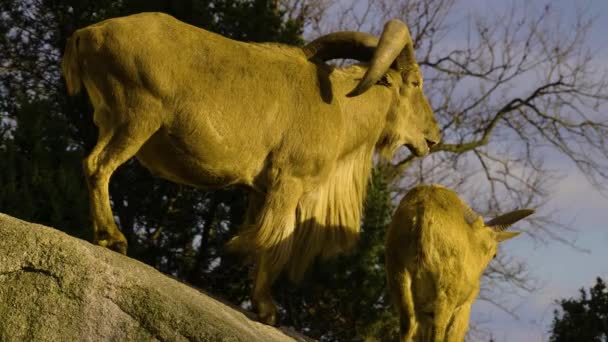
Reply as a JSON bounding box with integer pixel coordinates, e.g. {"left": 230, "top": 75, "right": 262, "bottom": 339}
{"left": 385, "top": 185, "right": 533, "bottom": 341}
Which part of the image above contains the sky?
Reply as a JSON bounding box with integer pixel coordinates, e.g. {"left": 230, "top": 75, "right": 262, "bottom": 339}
{"left": 457, "top": 1, "right": 608, "bottom": 341}
{"left": 317, "top": 0, "right": 607, "bottom": 340}
{"left": 472, "top": 161, "right": 608, "bottom": 341}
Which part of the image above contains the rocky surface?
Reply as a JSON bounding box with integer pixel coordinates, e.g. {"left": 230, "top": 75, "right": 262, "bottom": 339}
{"left": 0, "top": 213, "right": 311, "bottom": 342}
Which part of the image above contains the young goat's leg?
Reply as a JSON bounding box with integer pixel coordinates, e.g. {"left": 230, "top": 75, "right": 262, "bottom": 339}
{"left": 250, "top": 176, "right": 303, "bottom": 325}
{"left": 389, "top": 271, "right": 417, "bottom": 342}
{"left": 446, "top": 300, "right": 474, "bottom": 341}
{"left": 431, "top": 297, "right": 451, "bottom": 342}
{"left": 83, "top": 118, "right": 159, "bottom": 254}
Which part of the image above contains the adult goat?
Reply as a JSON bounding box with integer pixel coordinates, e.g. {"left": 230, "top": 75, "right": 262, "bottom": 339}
{"left": 386, "top": 185, "right": 534, "bottom": 341}
{"left": 62, "top": 12, "right": 441, "bottom": 324}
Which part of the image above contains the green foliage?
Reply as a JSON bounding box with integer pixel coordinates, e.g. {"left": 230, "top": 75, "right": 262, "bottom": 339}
{"left": 549, "top": 277, "right": 608, "bottom": 342}
{"left": 125, "top": 0, "right": 303, "bottom": 44}
{"left": 210, "top": 0, "right": 304, "bottom": 44}
{"left": 0, "top": 99, "right": 89, "bottom": 239}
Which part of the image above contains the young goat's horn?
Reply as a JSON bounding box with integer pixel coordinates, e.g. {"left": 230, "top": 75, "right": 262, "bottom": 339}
{"left": 486, "top": 209, "right": 535, "bottom": 231}
{"left": 464, "top": 206, "right": 479, "bottom": 225}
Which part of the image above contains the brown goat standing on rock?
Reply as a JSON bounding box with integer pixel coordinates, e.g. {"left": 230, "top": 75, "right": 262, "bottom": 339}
{"left": 61, "top": 12, "right": 441, "bottom": 324}
{"left": 386, "top": 185, "right": 534, "bottom": 341}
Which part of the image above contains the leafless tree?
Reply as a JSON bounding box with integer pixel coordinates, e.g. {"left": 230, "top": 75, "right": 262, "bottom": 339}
{"left": 277, "top": 0, "right": 331, "bottom": 34}
{"left": 302, "top": 0, "right": 608, "bottom": 339}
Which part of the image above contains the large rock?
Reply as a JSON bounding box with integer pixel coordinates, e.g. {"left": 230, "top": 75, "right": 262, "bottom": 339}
{"left": 0, "top": 213, "right": 311, "bottom": 342}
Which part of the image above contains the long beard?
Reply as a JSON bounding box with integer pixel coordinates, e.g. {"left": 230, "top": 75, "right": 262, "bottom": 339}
{"left": 377, "top": 132, "right": 402, "bottom": 161}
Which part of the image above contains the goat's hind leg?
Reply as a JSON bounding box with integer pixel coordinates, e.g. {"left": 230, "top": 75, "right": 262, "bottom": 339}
{"left": 393, "top": 271, "right": 417, "bottom": 342}
{"left": 83, "top": 115, "right": 159, "bottom": 254}
{"left": 445, "top": 301, "right": 473, "bottom": 341}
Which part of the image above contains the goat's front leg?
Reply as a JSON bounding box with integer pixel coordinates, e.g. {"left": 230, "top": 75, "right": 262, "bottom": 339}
{"left": 83, "top": 116, "right": 158, "bottom": 254}
{"left": 249, "top": 175, "right": 303, "bottom": 325}
{"left": 251, "top": 253, "right": 281, "bottom": 325}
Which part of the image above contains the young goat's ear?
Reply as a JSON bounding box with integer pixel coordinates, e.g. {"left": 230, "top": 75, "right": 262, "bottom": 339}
{"left": 494, "top": 231, "right": 522, "bottom": 243}
{"left": 485, "top": 209, "right": 535, "bottom": 232}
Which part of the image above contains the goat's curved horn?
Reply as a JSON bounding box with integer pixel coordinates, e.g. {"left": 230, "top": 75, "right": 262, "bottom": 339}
{"left": 347, "top": 20, "right": 411, "bottom": 97}
{"left": 485, "top": 209, "right": 535, "bottom": 232}
{"left": 302, "top": 20, "right": 412, "bottom": 97}
{"left": 303, "top": 31, "right": 379, "bottom": 62}
{"left": 395, "top": 33, "right": 416, "bottom": 71}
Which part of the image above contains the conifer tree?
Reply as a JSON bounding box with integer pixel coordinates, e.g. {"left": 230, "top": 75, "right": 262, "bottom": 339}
{"left": 550, "top": 277, "right": 608, "bottom": 342}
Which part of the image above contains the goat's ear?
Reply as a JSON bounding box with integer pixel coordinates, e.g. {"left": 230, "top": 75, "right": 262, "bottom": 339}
{"left": 376, "top": 73, "right": 392, "bottom": 87}
{"left": 494, "top": 231, "right": 521, "bottom": 243}
{"left": 485, "top": 209, "right": 535, "bottom": 231}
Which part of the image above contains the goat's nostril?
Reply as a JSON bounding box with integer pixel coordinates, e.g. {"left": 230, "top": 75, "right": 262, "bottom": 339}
{"left": 425, "top": 139, "right": 437, "bottom": 149}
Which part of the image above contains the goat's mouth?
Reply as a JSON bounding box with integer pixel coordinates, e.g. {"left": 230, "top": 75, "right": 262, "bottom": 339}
{"left": 404, "top": 142, "right": 429, "bottom": 157}
{"left": 405, "top": 138, "right": 438, "bottom": 157}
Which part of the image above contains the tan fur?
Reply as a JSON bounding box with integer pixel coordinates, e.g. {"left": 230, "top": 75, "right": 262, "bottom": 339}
{"left": 386, "top": 185, "right": 531, "bottom": 341}
{"left": 61, "top": 12, "right": 441, "bottom": 324}
{"left": 288, "top": 146, "right": 374, "bottom": 282}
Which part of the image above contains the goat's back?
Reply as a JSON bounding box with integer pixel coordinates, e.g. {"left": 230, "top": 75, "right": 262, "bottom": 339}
{"left": 386, "top": 185, "right": 480, "bottom": 310}
{"left": 66, "top": 12, "right": 317, "bottom": 105}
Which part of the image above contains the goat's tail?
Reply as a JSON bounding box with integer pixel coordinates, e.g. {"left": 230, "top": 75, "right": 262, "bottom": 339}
{"left": 61, "top": 32, "right": 82, "bottom": 95}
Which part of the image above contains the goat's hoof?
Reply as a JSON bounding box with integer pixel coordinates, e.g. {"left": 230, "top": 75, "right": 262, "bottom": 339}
{"left": 108, "top": 240, "right": 128, "bottom": 255}
{"left": 257, "top": 310, "right": 277, "bottom": 326}
{"left": 254, "top": 300, "right": 277, "bottom": 326}
{"left": 96, "top": 239, "right": 128, "bottom": 255}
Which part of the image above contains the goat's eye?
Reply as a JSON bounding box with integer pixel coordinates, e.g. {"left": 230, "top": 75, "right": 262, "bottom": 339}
{"left": 412, "top": 80, "right": 421, "bottom": 87}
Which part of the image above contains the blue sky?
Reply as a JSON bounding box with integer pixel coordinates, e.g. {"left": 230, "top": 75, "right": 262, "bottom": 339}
{"left": 472, "top": 159, "right": 608, "bottom": 341}
{"left": 316, "top": 0, "right": 608, "bottom": 339}
{"left": 463, "top": 1, "right": 608, "bottom": 340}
{"left": 318, "top": 0, "right": 608, "bottom": 342}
